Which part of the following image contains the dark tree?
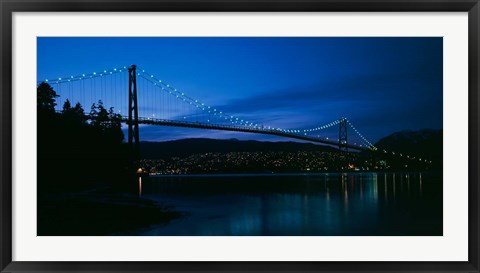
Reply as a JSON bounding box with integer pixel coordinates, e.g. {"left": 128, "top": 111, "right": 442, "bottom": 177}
{"left": 62, "top": 99, "right": 72, "bottom": 113}
{"left": 89, "top": 101, "right": 123, "bottom": 140}
{"left": 62, "top": 100, "right": 86, "bottom": 125}
{"left": 90, "top": 100, "right": 110, "bottom": 129}
{"left": 37, "top": 82, "right": 59, "bottom": 114}
{"left": 73, "top": 102, "right": 86, "bottom": 124}
{"left": 74, "top": 102, "right": 84, "bottom": 116}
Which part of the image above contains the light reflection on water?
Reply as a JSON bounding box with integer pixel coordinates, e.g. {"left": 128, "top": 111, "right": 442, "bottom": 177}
{"left": 137, "top": 172, "right": 442, "bottom": 236}
{"left": 138, "top": 177, "right": 142, "bottom": 197}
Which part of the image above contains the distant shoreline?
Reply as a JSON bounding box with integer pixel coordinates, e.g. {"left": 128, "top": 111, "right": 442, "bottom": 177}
{"left": 148, "top": 170, "right": 442, "bottom": 178}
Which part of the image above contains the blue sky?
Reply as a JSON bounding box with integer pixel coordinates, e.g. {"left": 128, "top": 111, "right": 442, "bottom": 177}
{"left": 37, "top": 37, "right": 443, "bottom": 144}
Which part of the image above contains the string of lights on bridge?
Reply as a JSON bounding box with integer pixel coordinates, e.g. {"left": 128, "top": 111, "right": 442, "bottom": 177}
{"left": 136, "top": 68, "right": 381, "bottom": 151}
{"left": 41, "top": 67, "right": 127, "bottom": 84}
{"left": 40, "top": 65, "right": 433, "bottom": 164}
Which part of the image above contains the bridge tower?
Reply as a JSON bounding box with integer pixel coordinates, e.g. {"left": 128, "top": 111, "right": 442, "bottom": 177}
{"left": 128, "top": 64, "right": 140, "bottom": 166}
{"left": 338, "top": 118, "right": 348, "bottom": 153}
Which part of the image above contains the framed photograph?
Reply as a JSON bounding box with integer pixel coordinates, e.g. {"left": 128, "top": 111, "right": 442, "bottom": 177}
{"left": 1, "top": 0, "right": 479, "bottom": 272}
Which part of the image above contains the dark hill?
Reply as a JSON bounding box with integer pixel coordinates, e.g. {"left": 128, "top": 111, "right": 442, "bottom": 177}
{"left": 140, "top": 138, "right": 338, "bottom": 159}
{"left": 373, "top": 129, "right": 443, "bottom": 169}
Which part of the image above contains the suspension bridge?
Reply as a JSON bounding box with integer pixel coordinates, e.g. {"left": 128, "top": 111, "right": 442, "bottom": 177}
{"left": 39, "top": 64, "right": 430, "bottom": 166}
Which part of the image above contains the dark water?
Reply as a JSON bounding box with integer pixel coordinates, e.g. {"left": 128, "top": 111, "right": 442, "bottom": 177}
{"left": 137, "top": 172, "right": 442, "bottom": 236}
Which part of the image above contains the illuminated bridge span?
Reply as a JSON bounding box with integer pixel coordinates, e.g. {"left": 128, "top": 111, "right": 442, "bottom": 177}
{"left": 131, "top": 116, "right": 366, "bottom": 151}
{"left": 41, "top": 64, "right": 423, "bottom": 165}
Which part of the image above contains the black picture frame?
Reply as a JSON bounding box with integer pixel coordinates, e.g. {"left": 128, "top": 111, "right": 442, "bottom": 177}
{"left": 1, "top": 0, "right": 479, "bottom": 272}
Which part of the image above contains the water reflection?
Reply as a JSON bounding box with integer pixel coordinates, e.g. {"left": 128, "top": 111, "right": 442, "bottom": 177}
{"left": 138, "top": 177, "right": 142, "bottom": 196}
{"left": 420, "top": 173, "right": 423, "bottom": 196}
{"left": 139, "top": 172, "right": 442, "bottom": 236}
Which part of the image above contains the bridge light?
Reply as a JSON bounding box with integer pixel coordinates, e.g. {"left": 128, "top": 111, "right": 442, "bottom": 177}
{"left": 45, "top": 79, "right": 49, "bottom": 82}
{"left": 93, "top": 72, "right": 96, "bottom": 75}
{"left": 151, "top": 75, "right": 154, "bottom": 78}
{"left": 58, "top": 78, "right": 62, "bottom": 80}
{"left": 104, "top": 70, "right": 107, "bottom": 73}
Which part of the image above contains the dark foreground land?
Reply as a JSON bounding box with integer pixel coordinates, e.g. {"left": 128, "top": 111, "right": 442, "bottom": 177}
{"left": 37, "top": 83, "right": 181, "bottom": 235}
{"left": 38, "top": 189, "right": 181, "bottom": 236}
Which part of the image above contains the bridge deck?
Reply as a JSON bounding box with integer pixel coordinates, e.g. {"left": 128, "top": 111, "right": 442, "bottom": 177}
{"left": 127, "top": 117, "right": 369, "bottom": 151}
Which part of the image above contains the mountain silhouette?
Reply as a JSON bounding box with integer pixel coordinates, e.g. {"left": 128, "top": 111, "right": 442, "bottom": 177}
{"left": 373, "top": 129, "right": 443, "bottom": 169}
{"left": 140, "top": 138, "right": 338, "bottom": 159}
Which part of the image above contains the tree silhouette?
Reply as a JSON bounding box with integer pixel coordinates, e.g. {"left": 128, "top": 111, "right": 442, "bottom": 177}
{"left": 89, "top": 100, "right": 122, "bottom": 136}
{"left": 62, "top": 99, "right": 72, "bottom": 113}
{"left": 62, "top": 99, "right": 86, "bottom": 125}
{"left": 73, "top": 102, "right": 86, "bottom": 124}
{"left": 37, "top": 82, "right": 59, "bottom": 114}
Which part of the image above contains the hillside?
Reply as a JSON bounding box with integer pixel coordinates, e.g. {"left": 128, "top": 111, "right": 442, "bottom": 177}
{"left": 373, "top": 129, "right": 443, "bottom": 169}
{"left": 140, "top": 138, "right": 338, "bottom": 159}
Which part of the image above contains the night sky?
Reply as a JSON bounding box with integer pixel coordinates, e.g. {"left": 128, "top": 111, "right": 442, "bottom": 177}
{"left": 37, "top": 37, "right": 443, "bottom": 144}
